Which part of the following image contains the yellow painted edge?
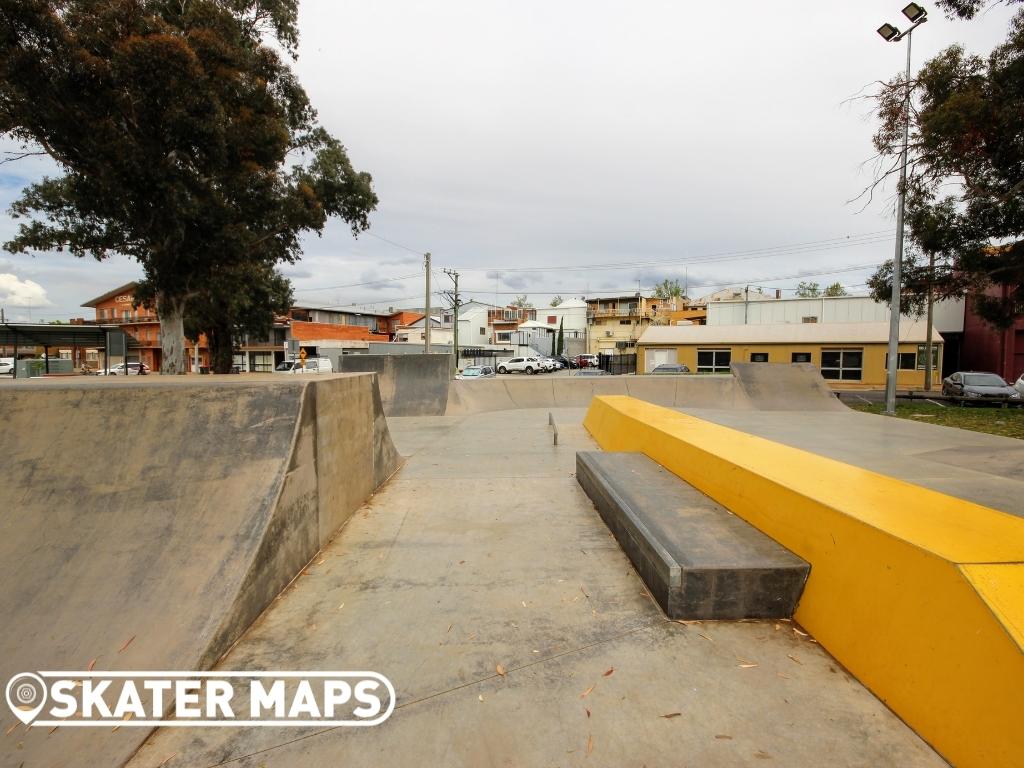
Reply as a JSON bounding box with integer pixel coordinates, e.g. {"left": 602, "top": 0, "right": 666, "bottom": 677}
{"left": 583, "top": 395, "right": 1024, "bottom": 768}
{"left": 584, "top": 395, "right": 1024, "bottom": 564}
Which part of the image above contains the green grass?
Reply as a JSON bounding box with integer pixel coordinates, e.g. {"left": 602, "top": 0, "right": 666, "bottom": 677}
{"left": 848, "top": 401, "right": 1024, "bottom": 440}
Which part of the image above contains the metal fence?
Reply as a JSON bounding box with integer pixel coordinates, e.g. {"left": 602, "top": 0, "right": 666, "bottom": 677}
{"left": 459, "top": 347, "right": 516, "bottom": 367}
{"left": 597, "top": 353, "right": 637, "bottom": 375}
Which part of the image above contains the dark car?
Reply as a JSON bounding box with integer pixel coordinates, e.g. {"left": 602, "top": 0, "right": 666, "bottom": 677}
{"left": 553, "top": 355, "right": 578, "bottom": 369}
{"left": 650, "top": 363, "right": 690, "bottom": 375}
{"left": 942, "top": 371, "right": 1022, "bottom": 405}
{"left": 575, "top": 368, "right": 608, "bottom": 376}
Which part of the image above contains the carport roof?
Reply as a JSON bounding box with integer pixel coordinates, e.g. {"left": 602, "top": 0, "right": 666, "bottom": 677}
{"left": 0, "top": 322, "right": 123, "bottom": 348}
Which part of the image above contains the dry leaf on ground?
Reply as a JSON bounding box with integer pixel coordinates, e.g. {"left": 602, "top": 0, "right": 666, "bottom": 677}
{"left": 580, "top": 684, "right": 595, "bottom": 699}
{"left": 118, "top": 635, "right": 135, "bottom": 653}
{"left": 496, "top": 664, "right": 507, "bottom": 677}
{"left": 660, "top": 712, "right": 682, "bottom": 719}
{"left": 603, "top": 668, "right": 614, "bottom": 677}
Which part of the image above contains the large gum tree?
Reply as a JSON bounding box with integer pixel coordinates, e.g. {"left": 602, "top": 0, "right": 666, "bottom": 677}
{"left": 0, "top": 0, "right": 377, "bottom": 373}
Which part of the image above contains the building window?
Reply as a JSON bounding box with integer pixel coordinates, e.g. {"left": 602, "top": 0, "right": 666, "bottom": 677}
{"left": 697, "top": 348, "right": 731, "bottom": 374}
{"left": 479, "top": 327, "right": 485, "bottom": 336}
{"left": 898, "top": 352, "right": 917, "bottom": 370}
{"left": 496, "top": 332, "right": 512, "bottom": 342}
{"left": 750, "top": 352, "right": 769, "bottom": 362}
{"left": 547, "top": 315, "right": 556, "bottom": 324}
{"left": 619, "top": 320, "right": 632, "bottom": 325}
{"left": 916, "top": 345, "right": 939, "bottom": 370}
{"left": 820, "top": 349, "right": 863, "bottom": 381}
{"left": 98, "top": 309, "right": 106, "bottom": 319}
{"left": 801, "top": 316, "right": 818, "bottom": 323}
{"left": 791, "top": 352, "right": 812, "bottom": 363}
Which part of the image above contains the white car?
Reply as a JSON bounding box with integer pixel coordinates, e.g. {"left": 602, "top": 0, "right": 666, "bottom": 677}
{"left": 497, "top": 357, "right": 543, "bottom": 375}
{"left": 275, "top": 358, "right": 334, "bottom": 374}
{"left": 0, "top": 358, "right": 13, "bottom": 376}
{"left": 96, "top": 362, "right": 151, "bottom": 376}
{"left": 1015, "top": 373, "right": 1024, "bottom": 397}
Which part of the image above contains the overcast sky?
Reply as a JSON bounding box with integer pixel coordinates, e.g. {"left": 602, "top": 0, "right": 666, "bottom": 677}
{"left": 0, "top": 0, "right": 1017, "bottom": 321}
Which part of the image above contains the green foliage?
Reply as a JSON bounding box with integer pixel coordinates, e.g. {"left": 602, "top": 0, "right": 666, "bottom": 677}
{"left": 549, "top": 295, "right": 563, "bottom": 307}
{"left": 934, "top": 0, "right": 1022, "bottom": 20}
{"left": 823, "top": 282, "right": 848, "bottom": 297}
{"left": 174, "top": 263, "right": 293, "bottom": 373}
{"left": 0, "top": 0, "right": 377, "bottom": 371}
{"left": 512, "top": 295, "right": 533, "bottom": 309}
{"left": 868, "top": 7, "right": 1024, "bottom": 334}
{"left": 556, "top": 317, "right": 564, "bottom": 356}
{"left": 795, "top": 281, "right": 821, "bottom": 298}
{"left": 653, "top": 278, "right": 686, "bottom": 301}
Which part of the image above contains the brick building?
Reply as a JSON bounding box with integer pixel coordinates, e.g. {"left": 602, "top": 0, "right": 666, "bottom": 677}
{"left": 81, "top": 283, "right": 210, "bottom": 371}
{"left": 961, "top": 285, "right": 1024, "bottom": 382}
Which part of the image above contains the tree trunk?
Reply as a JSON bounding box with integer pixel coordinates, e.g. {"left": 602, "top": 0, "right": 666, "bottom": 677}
{"left": 207, "top": 320, "right": 235, "bottom": 374}
{"left": 158, "top": 294, "right": 187, "bottom": 375}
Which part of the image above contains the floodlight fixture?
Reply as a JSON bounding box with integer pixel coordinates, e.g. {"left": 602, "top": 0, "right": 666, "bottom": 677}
{"left": 877, "top": 23, "right": 901, "bottom": 42}
{"left": 902, "top": 3, "right": 927, "bottom": 22}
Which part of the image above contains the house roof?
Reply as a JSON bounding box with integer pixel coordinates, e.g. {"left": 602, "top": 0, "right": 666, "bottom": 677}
{"left": 638, "top": 321, "right": 936, "bottom": 346}
{"left": 81, "top": 282, "right": 139, "bottom": 307}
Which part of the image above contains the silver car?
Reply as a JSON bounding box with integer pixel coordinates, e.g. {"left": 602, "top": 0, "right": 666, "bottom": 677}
{"left": 942, "top": 371, "right": 1022, "bottom": 405}
{"left": 456, "top": 365, "right": 496, "bottom": 380}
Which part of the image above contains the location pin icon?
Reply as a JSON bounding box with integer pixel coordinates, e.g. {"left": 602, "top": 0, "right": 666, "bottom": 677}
{"left": 5, "top": 673, "right": 47, "bottom": 725}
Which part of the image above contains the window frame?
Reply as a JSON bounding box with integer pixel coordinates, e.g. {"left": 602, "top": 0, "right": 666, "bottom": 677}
{"left": 820, "top": 348, "right": 863, "bottom": 381}
{"left": 696, "top": 348, "right": 732, "bottom": 374}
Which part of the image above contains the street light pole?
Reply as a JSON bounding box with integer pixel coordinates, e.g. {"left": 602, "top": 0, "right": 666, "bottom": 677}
{"left": 878, "top": 4, "right": 927, "bottom": 415}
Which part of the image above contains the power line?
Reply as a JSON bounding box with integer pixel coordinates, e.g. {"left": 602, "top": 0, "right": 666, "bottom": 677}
{"left": 293, "top": 272, "right": 421, "bottom": 293}
{"left": 448, "top": 230, "right": 893, "bottom": 273}
{"left": 366, "top": 231, "right": 426, "bottom": 256}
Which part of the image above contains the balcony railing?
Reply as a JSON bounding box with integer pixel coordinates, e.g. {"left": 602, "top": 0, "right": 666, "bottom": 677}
{"left": 588, "top": 308, "right": 650, "bottom": 319}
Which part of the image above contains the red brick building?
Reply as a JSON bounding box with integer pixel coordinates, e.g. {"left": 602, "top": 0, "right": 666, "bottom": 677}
{"left": 81, "top": 283, "right": 210, "bottom": 371}
{"left": 961, "top": 285, "right": 1024, "bottom": 382}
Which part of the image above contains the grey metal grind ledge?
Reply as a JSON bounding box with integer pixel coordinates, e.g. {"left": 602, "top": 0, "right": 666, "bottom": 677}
{"left": 576, "top": 451, "right": 809, "bottom": 620}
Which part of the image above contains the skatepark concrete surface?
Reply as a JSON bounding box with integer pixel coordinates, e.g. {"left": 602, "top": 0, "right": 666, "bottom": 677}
{"left": 120, "top": 407, "right": 944, "bottom": 768}
{"left": 338, "top": 354, "right": 451, "bottom": 416}
{"left": 4, "top": 365, "right": 1018, "bottom": 766}
{"left": 0, "top": 374, "right": 399, "bottom": 768}
{"left": 684, "top": 408, "right": 1024, "bottom": 518}
{"left": 447, "top": 363, "right": 846, "bottom": 415}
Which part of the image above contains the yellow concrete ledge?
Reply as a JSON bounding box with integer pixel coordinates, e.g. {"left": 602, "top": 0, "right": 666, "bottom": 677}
{"left": 583, "top": 395, "right": 1024, "bottom": 768}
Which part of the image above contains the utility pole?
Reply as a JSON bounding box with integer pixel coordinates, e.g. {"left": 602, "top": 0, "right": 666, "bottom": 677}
{"left": 924, "top": 251, "right": 935, "bottom": 390}
{"left": 443, "top": 268, "right": 460, "bottom": 376}
{"left": 424, "top": 252, "right": 432, "bottom": 353}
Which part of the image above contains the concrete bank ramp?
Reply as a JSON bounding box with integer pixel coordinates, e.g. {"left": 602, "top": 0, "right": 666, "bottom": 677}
{"left": 0, "top": 375, "right": 399, "bottom": 768}
{"left": 730, "top": 362, "right": 846, "bottom": 411}
{"left": 338, "top": 353, "right": 450, "bottom": 416}
{"left": 447, "top": 364, "right": 844, "bottom": 415}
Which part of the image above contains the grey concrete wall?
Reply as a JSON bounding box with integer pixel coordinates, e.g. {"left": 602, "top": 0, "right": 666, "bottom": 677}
{"left": 0, "top": 374, "right": 399, "bottom": 767}
{"left": 338, "top": 353, "right": 451, "bottom": 416}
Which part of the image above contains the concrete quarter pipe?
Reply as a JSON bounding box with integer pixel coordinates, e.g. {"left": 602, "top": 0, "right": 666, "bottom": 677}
{"left": 0, "top": 375, "right": 398, "bottom": 768}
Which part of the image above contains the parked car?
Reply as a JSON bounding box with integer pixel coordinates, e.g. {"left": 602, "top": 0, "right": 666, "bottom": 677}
{"left": 535, "top": 356, "right": 557, "bottom": 372}
{"left": 942, "top": 371, "right": 1021, "bottom": 405}
{"left": 96, "top": 362, "right": 151, "bottom": 376}
{"left": 553, "top": 355, "right": 578, "bottom": 369}
{"left": 497, "top": 357, "right": 543, "bottom": 375}
{"left": 274, "top": 358, "right": 334, "bottom": 374}
{"left": 650, "top": 363, "right": 690, "bottom": 375}
{"left": 0, "top": 358, "right": 13, "bottom": 376}
{"left": 575, "top": 354, "right": 599, "bottom": 368}
{"left": 456, "top": 365, "right": 496, "bottom": 380}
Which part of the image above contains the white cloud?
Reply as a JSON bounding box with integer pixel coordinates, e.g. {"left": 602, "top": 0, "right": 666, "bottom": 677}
{"left": 0, "top": 272, "right": 52, "bottom": 307}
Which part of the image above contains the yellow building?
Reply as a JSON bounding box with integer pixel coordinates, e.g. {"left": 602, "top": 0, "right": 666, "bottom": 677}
{"left": 586, "top": 295, "right": 652, "bottom": 354}
{"left": 637, "top": 321, "right": 942, "bottom": 389}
